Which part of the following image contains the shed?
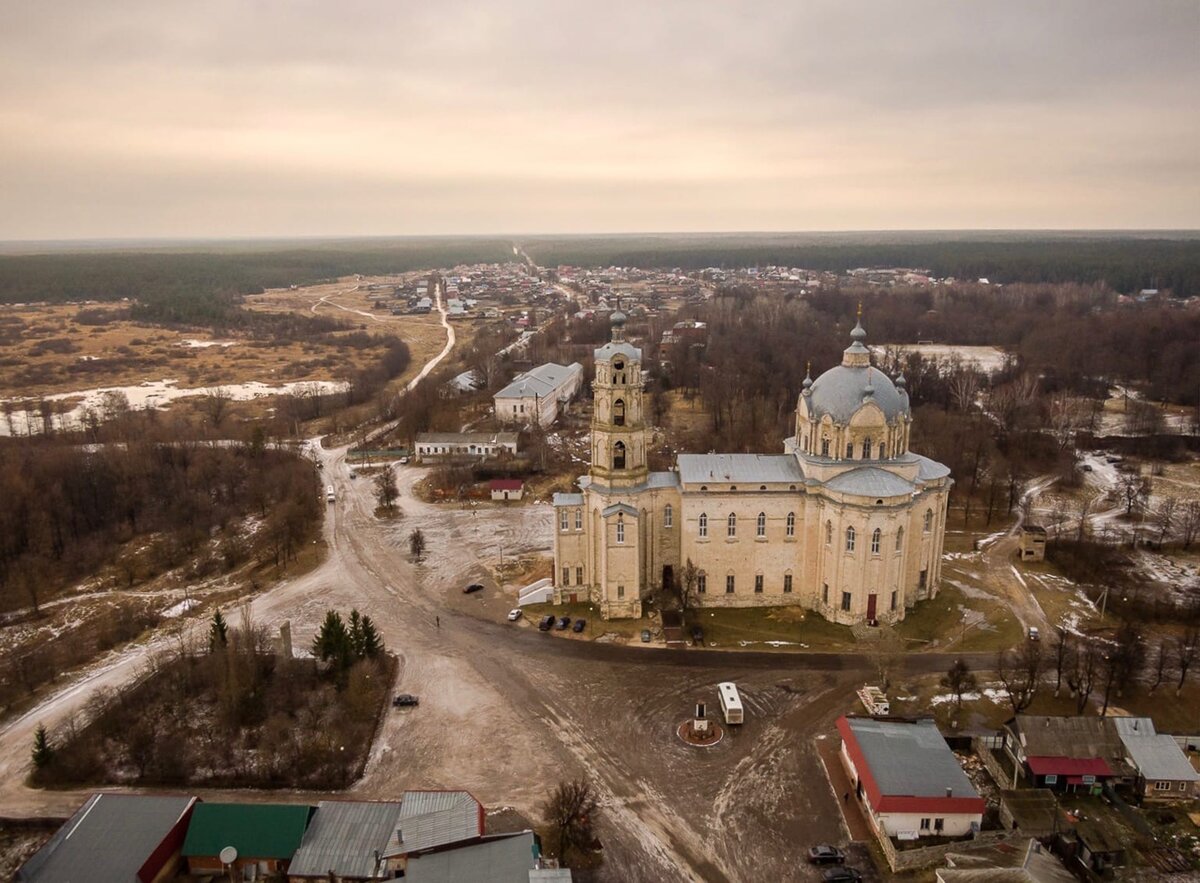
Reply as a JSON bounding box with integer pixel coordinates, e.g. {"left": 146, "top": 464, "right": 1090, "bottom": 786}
{"left": 1018, "top": 526, "right": 1047, "bottom": 561}
{"left": 491, "top": 479, "right": 525, "bottom": 501}
{"left": 288, "top": 800, "right": 403, "bottom": 881}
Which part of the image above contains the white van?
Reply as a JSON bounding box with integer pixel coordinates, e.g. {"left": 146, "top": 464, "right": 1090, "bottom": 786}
{"left": 717, "top": 682, "right": 743, "bottom": 725}
{"left": 325, "top": 485, "right": 335, "bottom": 503}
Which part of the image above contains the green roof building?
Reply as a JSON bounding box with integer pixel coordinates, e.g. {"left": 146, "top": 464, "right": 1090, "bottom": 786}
{"left": 182, "top": 803, "right": 314, "bottom": 877}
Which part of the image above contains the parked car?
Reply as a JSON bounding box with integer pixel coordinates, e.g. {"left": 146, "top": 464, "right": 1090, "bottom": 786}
{"left": 538, "top": 615, "right": 556, "bottom": 631}
{"left": 1028, "top": 626, "right": 1040, "bottom": 641}
{"left": 507, "top": 608, "right": 523, "bottom": 622}
{"left": 556, "top": 616, "right": 571, "bottom": 630}
{"left": 572, "top": 618, "right": 586, "bottom": 633}
{"left": 807, "top": 845, "right": 845, "bottom": 865}
{"left": 821, "top": 869, "right": 861, "bottom": 883}
{"left": 392, "top": 694, "right": 419, "bottom": 708}
{"left": 399, "top": 456, "right": 410, "bottom": 465}
{"left": 349, "top": 470, "right": 358, "bottom": 479}
{"left": 463, "top": 583, "right": 484, "bottom": 594}
{"left": 690, "top": 625, "right": 704, "bottom": 645}
{"left": 640, "top": 629, "right": 651, "bottom": 643}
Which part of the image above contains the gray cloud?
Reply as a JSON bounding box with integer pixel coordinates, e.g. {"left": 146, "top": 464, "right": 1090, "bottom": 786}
{"left": 0, "top": 0, "right": 1197, "bottom": 238}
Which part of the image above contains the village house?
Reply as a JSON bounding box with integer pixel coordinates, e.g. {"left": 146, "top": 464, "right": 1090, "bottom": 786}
{"left": 182, "top": 802, "right": 314, "bottom": 878}
{"left": 553, "top": 311, "right": 951, "bottom": 622}
{"left": 1111, "top": 717, "right": 1200, "bottom": 801}
{"left": 404, "top": 830, "right": 571, "bottom": 883}
{"left": 1002, "top": 715, "right": 1133, "bottom": 793}
{"left": 1017, "top": 525, "right": 1047, "bottom": 561}
{"left": 17, "top": 793, "right": 197, "bottom": 883}
{"left": 837, "top": 716, "right": 986, "bottom": 840}
{"left": 414, "top": 431, "right": 519, "bottom": 461}
{"left": 494, "top": 362, "right": 583, "bottom": 427}
{"left": 490, "top": 478, "right": 524, "bottom": 501}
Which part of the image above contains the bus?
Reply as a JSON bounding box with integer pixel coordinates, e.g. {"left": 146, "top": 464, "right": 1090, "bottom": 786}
{"left": 717, "top": 682, "right": 743, "bottom": 725}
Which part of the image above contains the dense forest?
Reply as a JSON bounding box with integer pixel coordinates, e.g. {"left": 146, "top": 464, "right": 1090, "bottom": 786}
{"left": 0, "top": 439, "right": 322, "bottom": 614}
{"left": 0, "top": 238, "right": 512, "bottom": 323}
{"left": 524, "top": 233, "right": 1200, "bottom": 297}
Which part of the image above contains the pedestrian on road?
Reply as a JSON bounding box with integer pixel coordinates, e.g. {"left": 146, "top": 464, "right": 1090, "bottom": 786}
{"left": 436, "top": 615, "right": 440, "bottom": 629}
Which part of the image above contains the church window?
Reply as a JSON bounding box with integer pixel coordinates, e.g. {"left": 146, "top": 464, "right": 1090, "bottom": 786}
{"left": 756, "top": 512, "right": 766, "bottom": 537}
{"left": 845, "top": 526, "right": 856, "bottom": 552}
{"left": 786, "top": 512, "right": 795, "bottom": 537}
{"left": 617, "top": 584, "right": 625, "bottom": 599}
{"left": 896, "top": 527, "right": 904, "bottom": 551}
{"left": 846, "top": 443, "right": 853, "bottom": 459}
{"left": 754, "top": 574, "right": 764, "bottom": 593}
{"left": 863, "top": 438, "right": 872, "bottom": 459}
{"left": 871, "top": 528, "right": 881, "bottom": 554}
{"left": 697, "top": 573, "right": 707, "bottom": 594}
{"left": 924, "top": 509, "right": 933, "bottom": 532}
{"left": 821, "top": 437, "right": 830, "bottom": 457}
{"left": 576, "top": 566, "right": 583, "bottom": 584}
{"left": 822, "top": 583, "right": 829, "bottom": 604}
{"left": 613, "top": 398, "right": 626, "bottom": 426}
{"left": 890, "top": 590, "right": 897, "bottom": 611}
{"left": 559, "top": 510, "right": 569, "bottom": 532}
{"left": 919, "top": 569, "right": 928, "bottom": 589}
{"left": 616, "top": 515, "right": 625, "bottom": 544}
{"left": 727, "top": 513, "right": 737, "bottom": 538}
{"left": 825, "top": 521, "right": 832, "bottom": 545}
{"left": 562, "top": 567, "right": 569, "bottom": 585}
{"left": 784, "top": 573, "right": 793, "bottom": 593}
{"left": 698, "top": 513, "right": 708, "bottom": 538}
{"left": 613, "top": 441, "right": 626, "bottom": 470}
{"left": 663, "top": 504, "right": 673, "bottom": 528}
{"left": 726, "top": 575, "right": 735, "bottom": 594}
{"left": 802, "top": 436, "right": 808, "bottom": 452}
{"left": 575, "top": 508, "right": 582, "bottom": 530}
{"left": 841, "top": 591, "right": 852, "bottom": 612}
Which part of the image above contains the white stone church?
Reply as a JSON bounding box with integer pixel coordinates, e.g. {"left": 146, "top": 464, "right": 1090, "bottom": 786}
{"left": 551, "top": 310, "right": 951, "bottom": 623}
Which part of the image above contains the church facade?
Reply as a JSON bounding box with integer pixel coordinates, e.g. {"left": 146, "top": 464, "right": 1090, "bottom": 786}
{"left": 551, "top": 310, "right": 952, "bottom": 624}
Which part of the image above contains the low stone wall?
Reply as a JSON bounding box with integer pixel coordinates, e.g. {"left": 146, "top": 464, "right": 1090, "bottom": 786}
{"left": 880, "top": 829, "right": 1013, "bottom": 873}
{"left": 975, "top": 739, "right": 1017, "bottom": 790}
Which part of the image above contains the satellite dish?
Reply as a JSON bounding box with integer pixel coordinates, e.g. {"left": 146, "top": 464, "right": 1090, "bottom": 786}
{"left": 219, "top": 846, "right": 238, "bottom": 865}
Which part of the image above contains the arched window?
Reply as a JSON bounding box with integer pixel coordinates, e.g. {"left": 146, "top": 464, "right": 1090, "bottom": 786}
{"left": 616, "top": 514, "right": 625, "bottom": 544}
{"left": 756, "top": 512, "right": 766, "bottom": 537}
{"left": 924, "top": 509, "right": 933, "bottom": 532}
{"left": 825, "top": 521, "right": 832, "bottom": 545}
{"left": 871, "top": 528, "right": 881, "bottom": 554}
{"left": 786, "top": 512, "right": 795, "bottom": 537}
{"left": 895, "top": 526, "right": 904, "bottom": 551}
{"left": 612, "top": 359, "right": 625, "bottom": 385}
{"left": 821, "top": 437, "right": 830, "bottom": 457}
{"left": 613, "top": 398, "right": 626, "bottom": 426}
{"left": 559, "top": 510, "right": 569, "bottom": 531}
{"left": 663, "top": 504, "right": 673, "bottom": 528}
{"left": 613, "top": 441, "right": 626, "bottom": 470}
{"left": 863, "top": 438, "right": 872, "bottom": 459}
{"left": 802, "top": 436, "right": 808, "bottom": 452}
{"left": 574, "top": 508, "right": 582, "bottom": 530}
{"left": 698, "top": 512, "right": 708, "bottom": 538}
{"left": 727, "top": 513, "right": 737, "bottom": 538}
{"left": 845, "top": 526, "right": 856, "bottom": 552}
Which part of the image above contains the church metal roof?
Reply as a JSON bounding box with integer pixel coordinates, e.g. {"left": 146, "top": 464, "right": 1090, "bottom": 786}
{"left": 805, "top": 364, "right": 909, "bottom": 424}
{"left": 824, "top": 467, "right": 915, "bottom": 497}
{"left": 593, "top": 341, "right": 641, "bottom": 362}
{"left": 552, "top": 493, "right": 584, "bottom": 506}
{"left": 677, "top": 454, "right": 805, "bottom": 485}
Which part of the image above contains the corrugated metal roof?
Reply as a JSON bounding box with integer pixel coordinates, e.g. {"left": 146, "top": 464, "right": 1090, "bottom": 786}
{"left": 677, "top": 454, "right": 805, "bottom": 485}
{"left": 552, "top": 493, "right": 584, "bottom": 506}
{"left": 404, "top": 832, "right": 541, "bottom": 883}
{"left": 1110, "top": 717, "right": 1156, "bottom": 737}
{"left": 182, "top": 802, "right": 313, "bottom": 859}
{"left": 289, "top": 801, "right": 404, "bottom": 879}
{"left": 846, "top": 718, "right": 979, "bottom": 800}
{"left": 824, "top": 467, "right": 915, "bottom": 498}
{"left": 495, "top": 363, "right": 581, "bottom": 400}
{"left": 1121, "top": 735, "right": 1200, "bottom": 783}
{"left": 387, "top": 791, "right": 482, "bottom": 856}
{"left": 416, "top": 432, "right": 518, "bottom": 445}
{"left": 18, "top": 794, "right": 195, "bottom": 883}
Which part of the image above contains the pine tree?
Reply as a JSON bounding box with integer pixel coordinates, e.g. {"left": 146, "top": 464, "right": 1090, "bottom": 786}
{"left": 32, "top": 724, "right": 53, "bottom": 769}
{"left": 358, "top": 615, "right": 384, "bottom": 659}
{"left": 348, "top": 609, "right": 365, "bottom": 659}
{"left": 209, "top": 609, "right": 229, "bottom": 652}
{"left": 313, "top": 610, "right": 352, "bottom": 672}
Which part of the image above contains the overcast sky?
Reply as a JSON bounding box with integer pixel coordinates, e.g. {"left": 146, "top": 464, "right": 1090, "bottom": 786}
{"left": 1, "top": 1, "right": 1197, "bottom": 239}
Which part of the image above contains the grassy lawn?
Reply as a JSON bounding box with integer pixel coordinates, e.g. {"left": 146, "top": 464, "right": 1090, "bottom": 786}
{"left": 893, "top": 583, "right": 1022, "bottom": 652}
{"left": 694, "top": 606, "right": 854, "bottom": 650}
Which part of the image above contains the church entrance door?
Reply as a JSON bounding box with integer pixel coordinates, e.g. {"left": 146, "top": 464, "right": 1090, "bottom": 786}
{"left": 662, "top": 565, "right": 674, "bottom": 596}
{"left": 866, "top": 593, "right": 877, "bottom": 623}
{"left": 569, "top": 593, "right": 578, "bottom": 603}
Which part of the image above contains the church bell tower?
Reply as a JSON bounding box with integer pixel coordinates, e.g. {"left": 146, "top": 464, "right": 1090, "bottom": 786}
{"left": 590, "top": 307, "right": 649, "bottom": 490}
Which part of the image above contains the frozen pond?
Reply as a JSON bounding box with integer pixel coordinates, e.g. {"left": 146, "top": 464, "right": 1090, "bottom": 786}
{"left": 0, "top": 378, "right": 349, "bottom": 436}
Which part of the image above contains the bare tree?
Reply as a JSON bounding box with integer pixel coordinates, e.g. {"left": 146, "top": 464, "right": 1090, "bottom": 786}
{"left": 1052, "top": 627, "right": 1074, "bottom": 697}
{"left": 948, "top": 366, "right": 981, "bottom": 414}
{"left": 1149, "top": 640, "right": 1171, "bottom": 695}
{"left": 1119, "top": 473, "right": 1152, "bottom": 518}
{"left": 1175, "top": 628, "right": 1199, "bottom": 695}
{"left": 542, "top": 779, "right": 598, "bottom": 863}
{"left": 1180, "top": 501, "right": 1200, "bottom": 550}
{"left": 408, "top": 528, "right": 427, "bottom": 562}
{"left": 203, "top": 387, "right": 232, "bottom": 428}
{"left": 675, "top": 558, "right": 700, "bottom": 615}
{"left": 940, "top": 659, "right": 977, "bottom": 708}
{"left": 374, "top": 464, "right": 399, "bottom": 511}
{"left": 996, "top": 641, "right": 1043, "bottom": 714}
{"left": 1066, "top": 639, "right": 1101, "bottom": 713}
{"left": 1156, "top": 497, "right": 1178, "bottom": 548}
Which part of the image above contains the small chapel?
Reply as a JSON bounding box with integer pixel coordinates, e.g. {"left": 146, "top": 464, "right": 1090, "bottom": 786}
{"left": 552, "top": 308, "right": 951, "bottom": 622}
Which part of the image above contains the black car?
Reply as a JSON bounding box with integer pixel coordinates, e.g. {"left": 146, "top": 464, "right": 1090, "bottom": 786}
{"left": 690, "top": 625, "right": 704, "bottom": 645}
{"left": 463, "top": 583, "right": 484, "bottom": 594}
{"left": 572, "top": 618, "right": 586, "bottom": 633}
{"left": 807, "top": 845, "right": 845, "bottom": 865}
{"left": 821, "top": 868, "right": 861, "bottom": 883}
{"left": 538, "top": 615, "right": 556, "bottom": 631}
{"left": 555, "top": 616, "right": 571, "bottom": 630}
{"left": 392, "top": 694, "right": 419, "bottom": 708}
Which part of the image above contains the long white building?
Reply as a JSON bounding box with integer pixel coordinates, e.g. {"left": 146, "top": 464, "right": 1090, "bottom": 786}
{"left": 494, "top": 362, "right": 583, "bottom": 427}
